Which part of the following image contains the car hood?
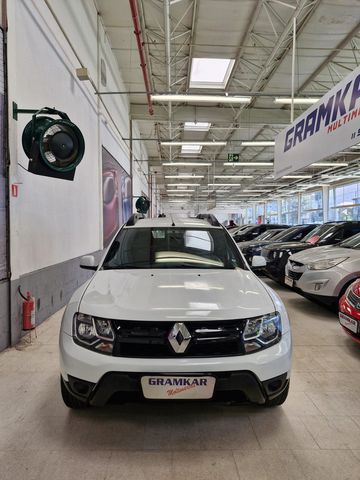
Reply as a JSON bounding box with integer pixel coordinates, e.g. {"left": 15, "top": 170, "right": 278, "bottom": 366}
{"left": 289, "top": 246, "right": 356, "bottom": 264}
{"left": 263, "top": 241, "right": 314, "bottom": 252}
{"left": 238, "top": 240, "right": 268, "bottom": 249}
{"left": 79, "top": 269, "right": 275, "bottom": 321}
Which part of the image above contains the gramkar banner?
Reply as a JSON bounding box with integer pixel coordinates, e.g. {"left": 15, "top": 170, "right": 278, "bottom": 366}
{"left": 274, "top": 64, "right": 360, "bottom": 179}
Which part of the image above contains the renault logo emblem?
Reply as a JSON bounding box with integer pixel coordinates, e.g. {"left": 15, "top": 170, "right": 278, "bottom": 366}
{"left": 168, "top": 323, "right": 191, "bottom": 353}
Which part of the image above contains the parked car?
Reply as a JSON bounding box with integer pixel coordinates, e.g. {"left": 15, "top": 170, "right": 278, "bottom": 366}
{"left": 339, "top": 279, "right": 360, "bottom": 344}
{"left": 234, "top": 223, "right": 289, "bottom": 243}
{"left": 230, "top": 224, "right": 254, "bottom": 237}
{"left": 285, "top": 232, "right": 360, "bottom": 306}
{"left": 59, "top": 215, "right": 292, "bottom": 408}
{"left": 262, "top": 221, "right": 360, "bottom": 284}
{"left": 240, "top": 225, "right": 316, "bottom": 264}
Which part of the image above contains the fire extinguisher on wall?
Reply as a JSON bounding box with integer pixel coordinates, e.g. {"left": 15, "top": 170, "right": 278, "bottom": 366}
{"left": 19, "top": 287, "right": 36, "bottom": 330}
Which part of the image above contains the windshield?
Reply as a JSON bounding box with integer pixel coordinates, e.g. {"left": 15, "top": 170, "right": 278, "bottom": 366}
{"left": 302, "top": 224, "right": 337, "bottom": 244}
{"left": 231, "top": 225, "right": 251, "bottom": 236}
{"left": 256, "top": 229, "right": 283, "bottom": 241}
{"left": 339, "top": 232, "right": 360, "bottom": 249}
{"left": 102, "top": 227, "right": 247, "bottom": 270}
{"left": 270, "top": 226, "right": 300, "bottom": 241}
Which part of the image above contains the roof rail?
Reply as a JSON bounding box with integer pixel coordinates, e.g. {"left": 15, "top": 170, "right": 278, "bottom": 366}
{"left": 196, "top": 213, "right": 221, "bottom": 227}
{"left": 126, "top": 213, "right": 145, "bottom": 226}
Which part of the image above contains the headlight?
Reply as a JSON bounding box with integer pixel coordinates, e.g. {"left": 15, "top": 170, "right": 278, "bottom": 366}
{"left": 243, "top": 312, "right": 281, "bottom": 353}
{"left": 73, "top": 313, "right": 115, "bottom": 354}
{"left": 307, "top": 257, "right": 348, "bottom": 270}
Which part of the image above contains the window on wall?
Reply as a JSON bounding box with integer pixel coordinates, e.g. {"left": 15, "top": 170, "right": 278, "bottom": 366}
{"left": 281, "top": 196, "right": 299, "bottom": 225}
{"left": 266, "top": 201, "right": 278, "bottom": 224}
{"left": 329, "top": 182, "right": 360, "bottom": 221}
{"left": 246, "top": 206, "right": 253, "bottom": 224}
{"left": 300, "top": 190, "right": 323, "bottom": 224}
{"left": 255, "top": 203, "right": 265, "bottom": 223}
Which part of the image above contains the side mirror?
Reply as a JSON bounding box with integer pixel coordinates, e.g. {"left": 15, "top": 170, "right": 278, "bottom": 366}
{"left": 251, "top": 255, "right": 266, "bottom": 269}
{"left": 80, "top": 255, "right": 98, "bottom": 270}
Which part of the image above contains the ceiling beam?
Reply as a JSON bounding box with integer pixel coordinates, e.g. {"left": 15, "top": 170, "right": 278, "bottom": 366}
{"left": 299, "top": 21, "right": 360, "bottom": 92}
{"left": 226, "top": 0, "right": 263, "bottom": 89}
{"left": 130, "top": 103, "right": 294, "bottom": 124}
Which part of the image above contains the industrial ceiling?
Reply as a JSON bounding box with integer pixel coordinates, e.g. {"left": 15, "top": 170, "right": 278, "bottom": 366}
{"left": 96, "top": 0, "right": 360, "bottom": 210}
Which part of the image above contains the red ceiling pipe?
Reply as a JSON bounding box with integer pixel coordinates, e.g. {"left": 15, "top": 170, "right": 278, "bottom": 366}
{"left": 129, "top": 0, "right": 154, "bottom": 115}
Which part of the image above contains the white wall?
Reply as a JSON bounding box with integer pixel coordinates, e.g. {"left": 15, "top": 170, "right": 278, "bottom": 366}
{"left": 7, "top": 0, "right": 149, "bottom": 279}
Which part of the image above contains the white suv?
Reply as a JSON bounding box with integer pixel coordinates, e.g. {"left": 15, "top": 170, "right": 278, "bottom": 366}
{"left": 59, "top": 215, "right": 292, "bottom": 408}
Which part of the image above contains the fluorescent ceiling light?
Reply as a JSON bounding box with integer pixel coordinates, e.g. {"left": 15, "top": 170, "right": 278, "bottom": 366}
{"left": 201, "top": 190, "right": 226, "bottom": 193}
{"left": 223, "top": 162, "right": 273, "bottom": 166}
{"left": 274, "top": 98, "right": 319, "bottom": 104}
{"left": 162, "top": 162, "right": 212, "bottom": 166}
{"left": 283, "top": 175, "right": 312, "bottom": 179}
{"left": 311, "top": 162, "right": 348, "bottom": 167}
{"left": 152, "top": 94, "right": 251, "bottom": 104}
{"left": 167, "top": 194, "right": 193, "bottom": 196}
{"left": 165, "top": 175, "right": 204, "bottom": 179}
{"left": 190, "top": 58, "right": 235, "bottom": 89}
{"left": 167, "top": 183, "right": 201, "bottom": 186}
{"left": 261, "top": 184, "right": 284, "bottom": 187}
{"left": 241, "top": 141, "right": 275, "bottom": 146}
{"left": 162, "top": 141, "right": 226, "bottom": 146}
{"left": 184, "top": 122, "right": 211, "bottom": 131}
{"left": 167, "top": 190, "right": 195, "bottom": 193}
{"left": 243, "top": 189, "right": 273, "bottom": 192}
{"left": 208, "top": 183, "right": 242, "bottom": 186}
{"left": 214, "top": 175, "right": 253, "bottom": 179}
{"left": 168, "top": 200, "right": 189, "bottom": 203}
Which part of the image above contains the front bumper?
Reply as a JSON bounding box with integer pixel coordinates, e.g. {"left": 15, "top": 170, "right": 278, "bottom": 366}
{"left": 62, "top": 371, "right": 289, "bottom": 406}
{"left": 60, "top": 330, "right": 292, "bottom": 404}
{"left": 286, "top": 266, "right": 345, "bottom": 298}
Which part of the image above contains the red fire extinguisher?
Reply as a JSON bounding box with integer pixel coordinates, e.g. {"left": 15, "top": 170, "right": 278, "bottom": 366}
{"left": 22, "top": 292, "right": 36, "bottom": 330}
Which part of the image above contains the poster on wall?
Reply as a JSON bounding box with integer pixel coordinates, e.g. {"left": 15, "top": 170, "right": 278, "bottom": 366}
{"left": 102, "top": 147, "right": 131, "bottom": 247}
{"left": 274, "top": 63, "right": 360, "bottom": 178}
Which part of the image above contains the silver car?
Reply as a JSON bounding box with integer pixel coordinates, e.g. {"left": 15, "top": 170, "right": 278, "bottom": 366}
{"left": 285, "top": 233, "right": 360, "bottom": 306}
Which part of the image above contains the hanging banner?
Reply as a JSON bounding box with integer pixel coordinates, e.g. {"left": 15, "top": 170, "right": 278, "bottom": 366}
{"left": 274, "top": 64, "right": 360, "bottom": 179}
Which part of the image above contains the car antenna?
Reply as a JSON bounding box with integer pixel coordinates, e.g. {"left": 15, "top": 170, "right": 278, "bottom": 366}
{"left": 170, "top": 214, "right": 176, "bottom": 227}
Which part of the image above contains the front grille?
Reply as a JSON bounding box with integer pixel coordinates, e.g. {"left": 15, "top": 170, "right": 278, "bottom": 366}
{"left": 347, "top": 289, "right": 360, "bottom": 308}
{"left": 288, "top": 270, "right": 303, "bottom": 281}
{"left": 110, "top": 319, "right": 247, "bottom": 358}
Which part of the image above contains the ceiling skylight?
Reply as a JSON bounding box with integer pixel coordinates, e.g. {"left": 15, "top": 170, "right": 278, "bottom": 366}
{"left": 181, "top": 145, "right": 203, "bottom": 155}
{"left": 184, "top": 122, "right": 211, "bottom": 131}
{"left": 190, "top": 58, "right": 235, "bottom": 89}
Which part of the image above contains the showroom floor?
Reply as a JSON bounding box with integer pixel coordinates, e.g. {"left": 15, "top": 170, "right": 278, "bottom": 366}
{"left": 1, "top": 280, "right": 360, "bottom": 480}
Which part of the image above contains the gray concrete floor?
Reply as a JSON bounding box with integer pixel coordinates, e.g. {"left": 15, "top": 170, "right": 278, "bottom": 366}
{"left": 1, "top": 279, "right": 360, "bottom": 479}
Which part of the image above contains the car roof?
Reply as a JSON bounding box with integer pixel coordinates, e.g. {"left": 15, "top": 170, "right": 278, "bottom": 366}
{"left": 125, "top": 217, "right": 222, "bottom": 229}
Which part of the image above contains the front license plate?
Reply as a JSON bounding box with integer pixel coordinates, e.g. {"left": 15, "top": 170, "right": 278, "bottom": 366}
{"left": 141, "top": 376, "right": 216, "bottom": 400}
{"left": 284, "top": 276, "right": 294, "bottom": 287}
{"left": 339, "top": 312, "right": 358, "bottom": 334}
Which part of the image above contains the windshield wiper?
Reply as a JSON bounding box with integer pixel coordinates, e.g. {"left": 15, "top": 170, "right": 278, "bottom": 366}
{"left": 103, "top": 262, "right": 151, "bottom": 269}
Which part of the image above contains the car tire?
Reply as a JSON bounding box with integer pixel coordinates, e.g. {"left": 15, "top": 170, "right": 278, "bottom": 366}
{"left": 60, "top": 376, "right": 89, "bottom": 409}
{"left": 264, "top": 381, "right": 290, "bottom": 407}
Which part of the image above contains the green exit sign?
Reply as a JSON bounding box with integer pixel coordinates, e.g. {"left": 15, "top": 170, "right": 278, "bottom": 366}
{"left": 228, "top": 153, "right": 239, "bottom": 162}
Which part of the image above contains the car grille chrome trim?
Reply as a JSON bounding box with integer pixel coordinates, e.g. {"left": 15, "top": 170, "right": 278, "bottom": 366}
{"left": 109, "top": 318, "right": 247, "bottom": 358}
{"left": 347, "top": 289, "right": 360, "bottom": 309}
{"left": 287, "top": 270, "right": 303, "bottom": 281}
